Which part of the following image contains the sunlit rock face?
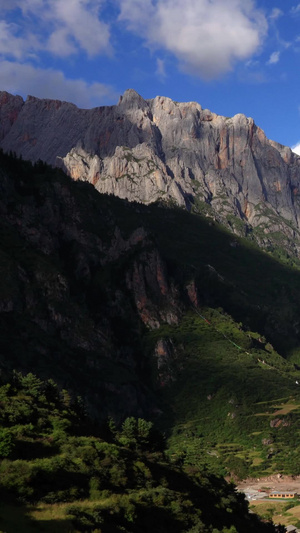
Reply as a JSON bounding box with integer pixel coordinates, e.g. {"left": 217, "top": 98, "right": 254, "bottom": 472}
{"left": 1, "top": 88, "right": 300, "bottom": 249}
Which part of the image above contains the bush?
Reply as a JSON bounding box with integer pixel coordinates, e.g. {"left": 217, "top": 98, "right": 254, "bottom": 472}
{"left": 0, "top": 428, "right": 14, "bottom": 457}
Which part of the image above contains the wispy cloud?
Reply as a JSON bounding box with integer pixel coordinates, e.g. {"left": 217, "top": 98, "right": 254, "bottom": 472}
{"left": 267, "top": 51, "right": 280, "bottom": 65}
{"left": 118, "top": 0, "right": 268, "bottom": 79}
{"left": 156, "top": 58, "right": 166, "bottom": 80}
{"left": 238, "top": 69, "right": 267, "bottom": 84}
{"left": 291, "top": 4, "right": 300, "bottom": 15}
{"left": 269, "top": 8, "right": 283, "bottom": 21}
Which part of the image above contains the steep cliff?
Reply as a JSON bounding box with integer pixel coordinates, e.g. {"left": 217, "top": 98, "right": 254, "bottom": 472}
{"left": 0, "top": 152, "right": 184, "bottom": 422}
{"left": 1, "top": 89, "right": 300, "bottom": 257}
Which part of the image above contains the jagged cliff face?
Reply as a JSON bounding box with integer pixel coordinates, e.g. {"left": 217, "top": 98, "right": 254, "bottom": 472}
{"left": 1, "top": 88, "right": 300, "bottom": 252}
{"left": 0, "top": 153, "right": 185, "bottom": 421}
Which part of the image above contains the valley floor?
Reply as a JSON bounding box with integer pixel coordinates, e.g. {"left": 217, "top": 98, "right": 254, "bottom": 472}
{"left": 237, "top": 474, "right": 300, "bottom": 495}
{"left": 237, "top": 475, "right": 300, "bottom": 529}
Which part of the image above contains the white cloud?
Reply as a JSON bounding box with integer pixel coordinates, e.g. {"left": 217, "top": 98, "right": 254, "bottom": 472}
{"left": 0, "top": 60, "right": 118, "bottom": 107}
{"left": 118, "top": 0, "right": 268, "bottom": 79}
{"left": 0, "top": 20, "right": 26, "bottom": 59}
{"left": 0, "top": 2, "right": 116, "bottom": 108}
{"left": 0, "top": 0, "right": 112, "bottom": 59}
{"left": 267, "top": 50, "right": 280, "bottom": 64}
{"left": 47, "top": 28, "right": 77, "bottom": 57}
{"left": 292, "top": 142, "right": 300, "bottom": 155}
{"left": 0, "top": 20, "right": 38, "bottom": 59}
{"left": 45, "top": 0, "right": 112, "bottom": 57}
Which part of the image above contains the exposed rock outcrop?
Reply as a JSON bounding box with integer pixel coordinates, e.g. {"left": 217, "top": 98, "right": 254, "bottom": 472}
{"left": 1, "top": 89, "right": 300, "bottom": 254}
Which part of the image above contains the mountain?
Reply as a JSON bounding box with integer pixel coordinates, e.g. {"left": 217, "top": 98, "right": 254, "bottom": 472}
{"left": 1, "top": 89, "right": 300, "bottom": 261}
{"left": 2, "top": 89, "right": 300, "bottom": 490}
{"left": 1, "top": 147, "right": 300, "bottom": 486}
{"left": 0, "top": 153, "right": 289, "bottom": 532}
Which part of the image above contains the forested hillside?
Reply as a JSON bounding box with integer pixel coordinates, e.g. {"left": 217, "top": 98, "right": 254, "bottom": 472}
{"left": 0, "top": 371, "right": 278, "bottom": 532}
{"left": 1, "top": 149, "right": 300, "bottom": 529}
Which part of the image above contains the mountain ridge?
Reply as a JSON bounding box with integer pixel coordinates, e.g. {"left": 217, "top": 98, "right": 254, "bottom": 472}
{"left": 2, "top": 93, "right": 300, "bottom": 485}
{"left": 1, "top": 88, "right": 300, "bottom": 261}
{"left": 2, "top": 92, "right": 300, "bottom": 530}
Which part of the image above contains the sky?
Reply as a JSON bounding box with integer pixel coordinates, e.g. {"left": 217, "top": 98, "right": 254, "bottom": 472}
{"left": 1, "top": 0, "right": 300, "bottom": 153}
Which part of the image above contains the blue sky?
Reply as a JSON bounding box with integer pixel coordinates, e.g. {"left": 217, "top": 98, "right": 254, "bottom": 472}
{"left": 1, "top": 1, "right": 300, "bottom": 153}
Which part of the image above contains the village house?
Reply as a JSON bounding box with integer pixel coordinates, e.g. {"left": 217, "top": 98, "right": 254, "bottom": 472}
{"left": 269, "top": 491, "right": 297, "bottom": 499}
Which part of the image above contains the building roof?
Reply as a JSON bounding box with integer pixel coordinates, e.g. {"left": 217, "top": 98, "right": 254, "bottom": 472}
{"left": 270, "top": 491, "right": 297, "bottom": 495}
{"left": 285, "top": 525, "right": 297, "bottom": 533}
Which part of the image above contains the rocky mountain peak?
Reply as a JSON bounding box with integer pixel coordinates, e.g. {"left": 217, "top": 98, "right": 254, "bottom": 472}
{"left": 1, "top": 89, "right": 300, "bottom": 256}
{"left": 118, "top": 88, "right": 149, "bottom": 110}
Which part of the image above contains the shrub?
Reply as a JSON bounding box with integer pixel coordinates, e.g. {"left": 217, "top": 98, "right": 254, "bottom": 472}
{"left": 0, "top": 428, "right": 14, "bottom": 457}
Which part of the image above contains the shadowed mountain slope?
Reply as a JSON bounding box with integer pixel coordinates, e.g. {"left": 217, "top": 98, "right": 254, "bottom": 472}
{"left": 1, "top": 150, "right": 300, "bottom": 482}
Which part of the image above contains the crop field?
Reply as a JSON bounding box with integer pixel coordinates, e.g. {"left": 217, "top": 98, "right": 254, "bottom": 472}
{"left": 250, "top": 500, "right": 300, "bottom": 529}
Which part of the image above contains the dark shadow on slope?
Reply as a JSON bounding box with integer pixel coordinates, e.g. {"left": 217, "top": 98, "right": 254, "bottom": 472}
{"left": 1, "top": 149, "right": 300, "bottom": 427}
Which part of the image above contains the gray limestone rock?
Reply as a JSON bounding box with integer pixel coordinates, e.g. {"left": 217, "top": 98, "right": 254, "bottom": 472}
{"left": 1, "top": 88, "right": 300, "bottom": 253}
